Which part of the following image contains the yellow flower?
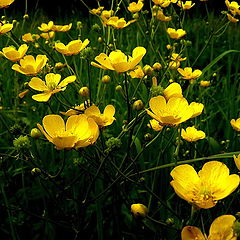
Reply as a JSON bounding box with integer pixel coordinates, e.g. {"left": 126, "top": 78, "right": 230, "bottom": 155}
{"left": 147, "top": 119, "right": 163, "bottom": 131}
{"left": 181, "top": 215, "right": 237, "bottom": 240}
{"left": 12, "top": 55, "right": 48, "bottom": 76}
{"left": 28, "top": 73, "right": 76, "bottom": 102}
{"left": 167, "top": 28, "right": 186, "bottom": 39}
{"left": 128, "top": 65, "right": 145, "bottom": 78}
{"left": 154, "top": 9, "right": 172, "bottom": 21}
{"left": 52, "top": 23, "right": 72, "bottom": 32}
{"left": 152, "top": 0, "right": 171, "bottom": 7}
{"left": 0, "top": 22, "right": 13, "bottom": 34}
{"left": 170, "top": 161, "right": 240, "bottom": 209}
{"left": 181, "top": 126, "right": 206, "bottom": 142}
{"left": 146, "top": 96, "right": 195, "bottom": 126}
{"left": 233, "top": 154, "right": 240, "bottom": 171}
{"left": 1, "top": 44, "right": 28, "bottom": 62}
{"left": 40, "top": 31, "right": 55, "bottom": 39}
{"left": 230, "top": 118, "right": 240, "bottom": 131}
{"left": 131, "top": 203, "right": 148, "bottom": 218}
{"left": 227, "top": 13, "right": 239, "bottom": 22}
{"left": 104, "top": 16, "right": 137, "bottom": 29}
{"left": 22, "top": 33, "right": 40, "bottom": 42}
{"left": 128, "top": 1, "right": 144, "bottom": 13}
{"left": 163, "top": 82, "right": 183, "bottom": 101}
{"left": 55, "top": 39, "right": 89, "bottom": 56}
{"left": 0, "top": 0, "right": 14, "bottom": 8}
{"left": 37, "top": 114, "right": 99, "bottom": 150}
{"left": 91, "top": 47, "right": 146, "bottom": 73}
{"left": 225, "top": 0, "right": 240, "bottom": 15}
{"left": 177, "top": 1, "right": 195, "bottom": 10}
{"left": 200, "top": 80, "right": 210, "bottom": 87}
{"left": 189, "top": 102, "right": 204, "bottom": 118}
{"left": 90, "top": 6, "right": 104, "bottom": 15}
{"left": 100, "top": 10, "right": 114, "bottom": 22}
{"left": 84, "top": 105, "right": 116, "bottom": 128}
{"left": 170, "top": 53, "right": 187, "bottom": 62}
{"left": 38, "top": 21, "right": 54, "bottom": 32}
{"left": 177, "top": 67, "right": 202, "bottom": 80}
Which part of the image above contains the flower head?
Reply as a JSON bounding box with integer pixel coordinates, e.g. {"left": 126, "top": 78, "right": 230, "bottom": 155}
{"left": 152, "top": 0, "right": 171, "bottom": 7}
{"left": 22, "top": 33, "right": 40, "bottom": 42}
{"left": 38, "top": 21, "right": 54, "bottom": 32}
{"left": 28, "top": 73, "right": 76, "bottom": 102}
{"left": 90, "top": 6, "right": 104, "bottom": 15}
{"left": 167, "top": 28, "right": 186, "bottom": 39}
{"left": 128, "top": 1, "right": 144, "bottom": 13}
{"left": 1, "top": 44, "right": 28, "bottom": 62}
{"left": 131, "top": 203, "right": 148, "bottom": 218}
{"left": 104, "top": 16, "right": 137, "bottom": 29}
{"left": 52, "top": 23, "right": 72, "bottom": 32}
{"left": 0, "top": 0, "right": 15, "bottom": 8}
{"left": 170, "top": 161, "right": 240, "bottom": 209}
{"left": 37, "top": 114, "right": 99, "bottom": 150}
{"left": 12, "top": 55, "right": 48, "bottom": 75}
{"left": 181, "top": 126, "right": 206, "bottom": 142}
{"left": 128, "top": 65, "right": 145, "bottom": 78}
{"left": 153, "top": 9, "right": 172, "bottom": 21}
{"left": 177, "top": 1, "right": 195, "bottom": 10}
{"left": 91, "top": 47, "right": 146, "bottom": 73}
{"left": 40, "top": 31, "right": 55, "bottom": 39}
{"left": 0, "top": 22, "right": 13, "bottom": 34}
{"left": 230, "top": 118, "right": 240, "bottom": 131}
{"left": 177, "top": 67, "right": 202, "bottom": 80}
{"left": 55, "top": 39, "right": 89, "bottom": 56}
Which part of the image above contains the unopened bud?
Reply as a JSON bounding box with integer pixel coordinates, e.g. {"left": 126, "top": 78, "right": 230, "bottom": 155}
{"left": 131, "top": 203, "right": 148, "bottom": 219}
{"left": 132, "top": 100, "right": 144, "bottom": 111}
{"left": 153, "top": 62, "right": 162, "bottom": 71}
{"left": 143, "top": 65, "right": 153, "bottom": 75}
{"left": 102, "top": 75, "right": 111, "bottom": 83}
{"left": 79, "top": 87, "right": 90, "bottom": 97}
{"left": 30, "top": 128, "right": 42, "bottom": 139}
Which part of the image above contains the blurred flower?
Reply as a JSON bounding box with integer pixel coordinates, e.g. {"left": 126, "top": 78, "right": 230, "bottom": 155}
{"left": 37, "top": 114, "right": 99, "bottom": 150}
{"left": 1, "top": 44, "right": 28, "bottom": 62}
{"left": 84, "top": 105, "right": 116, "bottom": 128}
{"left": 154, "top": 9, "right": 172, "bottom": 21}
{"left": 28, "top": 73, "right": 76, "bottom": 102}
{"left": 181, "top": 126, "right": 205, "bottom": 142}
{"left": 22, "top": 33, "right": 40, "bottom": 42}
{"left": 152, "top": 0, "right": 171, "bottom": 7}
{"left": 128, "top": 1, "right": 144, "bottom": 13}
{"left": 177, "top": 67, "right": 202, "bottom": 80}
{"left": 147, "top": 96, "right": 197, "bottom": 126}
{"left": 181, "top": 215, "right": 237, "bottom": 240}
{"left": 167, "top": 28, "right": 186, "bottom": 39}
{"left": 147, "top": 119, "right": 163, "bottom": 131}
{"left": 0, "top": 0, "right": 14, "bottom": 8}
{"left": 40, "top": 31, "right": 55, "bottom": 39}
{"left": 38, "top": 21, "right": 54, "bottom": 32}
{"left": 163, "top": 82, "right": 183, "bottom": 101}
{"left": 131, "top": 203, "right": 148, "bottom": 218}
{"left": 104, "top": 16, "right": 137, "bottom": 29}
{"left": 91, "top": 47, "right": 146, "bottom": 73}
{"left": 52, "top": 23, "right": 72, "bottom": 32}
{"left": 100, "top": 10, "right": 114, "bottom": 22}
{"left": 177, "top": 1, "right": 195, "bottom": 10}
{"left": 230, "top": 118, "right": 240, "bottom": 131}
{"left": 233, "top": 154, "right": 240, "bottom": 171}
{"left": 90, "top": 6, "right": 104, "bottom": 15}
{"left": 227, "top": 13, "right": 239, "bottom": 22}
{"left": 171, "top": 161, "right": 239, "bottom": 209}
{"left": 12, "top": 55, "right": 48, "bottom": 75}
{"left": 129, "top": 65, "right": 145, "bottom": 78}
{"left": 0, "top": 22, "right": 13, "bottom": 34}
{"left": 200, "top": 80, "right": 210, "bottom": 87}
{"left": 55, "top": 39, "right": 89, "bottom": 56}
{"left": 225, "top": 0, "right": 240, "bottom": 15}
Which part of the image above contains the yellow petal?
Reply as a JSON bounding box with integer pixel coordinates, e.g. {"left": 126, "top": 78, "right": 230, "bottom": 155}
{"left": 103, "top": 105, "right": 115, "bottom": 119}
{"left": 32, "top": 92, "right": 52, "bottom": 102}
{"left": 42, "top": 115, "right": 65, "bottom": 138}
{"left": 94, "top": 53, "right": 114, "bottom": 70}
{"left": 58, "top": 75, "right": 76, "bottom": 88}
{"left": 28, "top": 77, "right": 48, "bottom": 91}
{"left": 149, "top": 96, "right": 166, "bottom": 114}
{"left": 52, "top": 136, "right": 77, "bottom": 150}
{"left": 181, "top": 226, "right": 205, "bottom": 240}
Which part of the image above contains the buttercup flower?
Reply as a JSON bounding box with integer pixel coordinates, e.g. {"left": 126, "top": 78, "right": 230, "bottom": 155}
{"left": 131, "top": 203, "right": 148, "bottom": 218}
{"left": 233, "top": 154, "right": 240, "bottom": 171}
{"left": 37, "top": 114, "right": 99, "bottom": 150}
{"left": 163, "top": 82, "right": 183, "bottom": 101}
{"left": 0, "top": 22, "right": 13, "bottom": 34}
{"left": 170, "top": 161, "right": 240, "bottom": 209}
{"left": 154, "top": 9, "right": 172, "bottom": 21}
{"left": 129, "top": 65, "right": 145, "bottom": 78}
{"left": 200, "top": 80, "right": 210, "bottom": 87}
{"left": 12, "top": 55, "right": 48, "bottom": 75}
{"left": 1, "top": 44, "right": 28, "bottom": 62}
{"left": 55, "top": 39, "right": 89, "bottom": 56}
{"left": 152, "top": 0, "right": 171, "bottom": 8}
{"left": 91, "top": 47, "right": 146, "bottom": 73}
{"left": 230, "top": 118, "right": 240, "bottom": 131}
{"left": 167, "top": 28, "right": 186, "bottom": 39}
{"left": 181, "top": 215, "right": 237, "bottom": 240}
{"left": 28, "top": 73, "right": 76, "bottom": 102}
{"left": 146, "top": 96, "right": 196, "bottom": 126}
{"left": 90, "top": 6, "right": 104, "bottom": 15}
{"left": 227, "top": 13, "right": 239, "bottom": 22}
{"left": 84, "top": 105, "right": 116, "bottom": 128}
{"left": 177, "top": 1, "right": 195, "bottom": 10}
{"left": 225, "top": 0, "right": 240, "bottom": 15}
{"left": 100, "top": 10, "right": 114, "bottom": 22}
{"left": 181, "top": 126, "right": 206, "bottom": 142}
{"left": 104, "top": 16, "right": 137, "bottom": 29}
{"left": 177, "top": 67, "right": 202, "bottom": 80}
{"left": 40, "top": 31, "right": 55, "bottom": 39}
{"left": 128, "top": 1, "right": 144, "bottom": 13}
{"left": 22, "top": 33, "right": 40, "bottom": 42}
{"left": 0, "top": 0, "right": 14, "bottom": 8}
{"left": 52, "top": 23, "right": 72, "bottom": 32}
{"left": 147, "top": 119, "right": 163, "bottom": 131}
{"left": 38, "top": 21, "right": 54, "bottom": 32}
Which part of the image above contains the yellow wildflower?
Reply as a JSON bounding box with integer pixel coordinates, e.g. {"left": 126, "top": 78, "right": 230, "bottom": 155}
{"left": 131, "top": 203, "right": 148, "bottom": 218}
{"left": 227, "top": 13, "right": 239, "bottom": 22}
{"left": 152, "top": 0, "right": 171, "bottom": 7}
{"left": 104, "top": 16, "right": 137, "bottom": 29}
{"left": 55, "top": 39, "right": 89, "bottom": 56}
{"left": 128, "top": 65, "right": 145, "bottom": 78}
{"left": 147, "top": 119, "right": 163, "bottom": 131}
{"left": 37, "top": 114, "right": 99, "bottom": 150}
{"left": 28, "top": 73, "right": 76, "bottom": 102}
{"left": 181, "top": 215, "right": 237, "bottom": 240}
{"left": 154, "top": 9, "right": 172, "bottom": 21}
{"left": 128, "top": 1, "right": 144, "bottom": 13}
{"left": 1, "top": 44, "right": 28, "bottom": 62}
{"left": 84, "top": 105, "right": 116, "bottom": 128}
{"left": 90, "top": 6, "right": 104, "bottom": 15}
{"left": 52, "top": 23, "right": 72, "bottom": 32}
{"left": 12, "top": 55, "right": 48, "bottom": 76}
{"left": 0, "top": 0, "right": 14, "bottom": 8}
{"left": 40, "top": 31, "right": 55, "bottom": 39}
{"left": 225, "top": 0, "right": 240, "bottom": 15}
{"left": 177, "top": 1, "right": 195, "bottom": 10}
{"left": 38, "top": 21, "right": 54, "bottom": 32}
{"left": 181, "top": 126, "right": 205, "bottom": 142}
{"left": 170, "top": 161, "right": 240, "bottom": 209}
{"left": 177, "top": 67, "right": 202, "bottom": 80}
{"left": 100, "top": 10, "right": 114, "bottom": 22}
{"left": 167, "top": 28, "right": 186, "bottom": 39}
{"left": 163, "top": 82, "right": 183, "bottom": 101}
{"left": 22, "top": 33, "right": 40, "bottom": 42}
{"left": 233, "top": 154, "right": 240, "bottom": 171}
{"left": 200, "top": 80, "right": 210, "bottom": 87}
{"left": 91, "top": 47, "right": 146, "bottom": 73}
{"left": 0, "top": 22, "right": 13, "bottom": 34}
{"left": 230, "top": 118, "right": 240, "bottom": 131}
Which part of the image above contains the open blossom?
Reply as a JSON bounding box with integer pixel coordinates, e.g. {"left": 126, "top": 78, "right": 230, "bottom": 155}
{"left": 40, "top": 31, "right": 55, "bottom": 39}
{"left": 12, "top": 55, "right": 48, "bottom": 75}
{"left": 84, "top": 105, "right": 116, "bottom": 128}
{"left": 181, "top": 126, "right": 206, "bottom": 142}
{"left": 104, "top": 16, "right": 137, "bottom": 29}
{"left": 52, "top": 23, "right": 72, "bottom": 32}
{"left": 181, "top": 215, "right": 237, "bottom": 240}
{"left": 0, "top": 0, "right": 15, "bottom": 8}
{"left": 55, "top": 39, "right": 89, "bottom": 56}
{"left": 177, "top": 1, "right": 195, "bottom": 10}
{"left": 22, "top": 33, "right": 40, "bottom": 42}
{"left": 90, "top": 6, "right": 104, "bottom": 15}
{"left": 91, "top": 47, "right": 146, "bottom": 73}
{"left": 177, "top": 67, "right": 202, "bottom": 80}
{"left": 170, "top": 161, "right": 240, "bottom": 209}
{"left": 0, "top": 22, "right": 13, "bottom": 34}
{"left": 225, "top": 0, "right": 240, "bottom": 15}
{"left": 152, "top": 0, "right": 172, "bottom": 8}
{"left": 38, "top": 21, "right": 54, "bottom": 32}
{"left": 28, "top": 73, "right": 76, "bottom": 102}
{"left": 154, "top": 9, "right": 172, "bottom": 21}
{"left": 37, "top": 114, "right": 99, "bottom": 150}
{"left": 128, "top": 1, "right": 144, "bottom": 13}
{"left": 163, "top": 82, "right": 183, "bottom": 100}
{"left": 167, "top": 28, "right": 186, "bottom": 39}
{"left": 230, "top": 118, "right": 240, "bottom": 131}
{"left": 1, "top": 44, "right": 28, "bottom": 62}
{"left": 128, "top": 65, "right": 145, "bottom": 78}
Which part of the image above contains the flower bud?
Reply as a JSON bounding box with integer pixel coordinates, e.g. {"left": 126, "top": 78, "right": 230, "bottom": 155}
{"left": 23, "top": 14, "right": 29, "bottom": 19}
{"left": 115, "top": 85, "right": 123, "bottom": 92}
{"left": 30, "top": 128, "right": 42, "bottom": 139}
{"left": 13, "top": 135, "right": 31, "bottom": 150}
{"left": 102, "top": 75, "right": 111, "bottom": 84}
{"left": 200, "top": 80, "right": 210, "bottom": 87}
{"left": 132, "top": 100, "right": 144, "bottom": 111}
{"left": 79, "top": 87, "right": 90, "bottom": 97}
{"left": 153, "top": 62, "right": 162, "bottom": 72}
{"left": 143, "top": 65, "right": 153, "bottom": 75}
{"left": 31, "top": 168, "right": 41, "bottom": 176}
{"left": 131, "top": 203, "right": 148, "bottom": 219}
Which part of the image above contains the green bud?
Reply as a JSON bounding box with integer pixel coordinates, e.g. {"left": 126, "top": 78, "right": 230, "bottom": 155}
{"left": 92, "top": 23, "right": 101, "bottom": 32}
{"left": 80, "top": 47, "right": 95, "bottom": 60}
{"left": 150, "top": 85, "right": 164, "bottom": 97}
{"left": 105, "top": 137, "right": 121, "bottom": 151}
{"left": 13, "top": 135, "right": 31, "bottom": 150}
{"left": 132, "top": 100, "right": 144, "bottom": 111}
{"left": 101, "top": 75, "right": 111, "bottom": 84}
{"left": 30, "top": 128, "right": 42, "bottom": 139}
